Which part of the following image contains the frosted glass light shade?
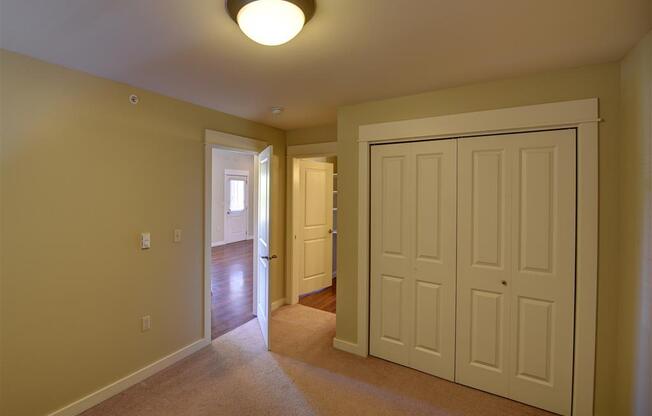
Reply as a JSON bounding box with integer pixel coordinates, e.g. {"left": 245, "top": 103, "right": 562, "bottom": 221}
{"left": 237, "top": 0, "right": 306, "bottom": 46}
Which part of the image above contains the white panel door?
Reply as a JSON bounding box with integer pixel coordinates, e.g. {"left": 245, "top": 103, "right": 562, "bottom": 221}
{"left": 456, "top": 130, "right": 576, "bottom": 415}
{"left": 408, "top": 140, "right": 457, "bottom": 380}
{"left": 256, "top": 145, "right": 273, "bottom": 349}
{"left": 370, "top": 142, "right": 412, "bottom": 365}
{"left": 456, "top": 138, "right": 511, "bottom": 396}
{"left": 370, "top": 140, "right": 457, "bottom": 380}
{"left": 508, "top": 130, "right": 575, "bottom": 414}
{"left": 298, "top": 160, "right": 334, "bottom": 295}
{"left": 224, "top": 174, "right": 248, "bottom": 243}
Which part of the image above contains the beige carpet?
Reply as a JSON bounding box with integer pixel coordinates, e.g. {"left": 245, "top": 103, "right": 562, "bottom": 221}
{"left": 82, "top": 305, "right": 553, "bottom": 416}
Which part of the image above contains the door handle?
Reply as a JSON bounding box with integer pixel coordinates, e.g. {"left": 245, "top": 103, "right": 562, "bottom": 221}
{"left": 261, "top": 254, "right": 278, "bottom": 260}
{"left": 328, "top": 229, "right": 333, "bottom": 234}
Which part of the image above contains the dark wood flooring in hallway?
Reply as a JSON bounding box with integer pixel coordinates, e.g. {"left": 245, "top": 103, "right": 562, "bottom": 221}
{"left": 211, "top": 240, "right": 254, "bottom": 340}
{"left": 299, "top": 278, "right": 336, "bottom": 313}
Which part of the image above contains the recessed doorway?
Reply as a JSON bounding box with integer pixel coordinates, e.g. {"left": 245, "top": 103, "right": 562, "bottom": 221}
{"left": 287, "top": 146, "right": 338, "bottom": 315}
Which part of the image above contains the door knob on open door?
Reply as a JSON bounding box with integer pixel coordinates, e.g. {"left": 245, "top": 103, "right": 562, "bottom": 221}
{"left": 328, "top": 229, "right": 333, "bottom": 234}
{"left": 261, "top": 254, "right": 278, "bottom": 260}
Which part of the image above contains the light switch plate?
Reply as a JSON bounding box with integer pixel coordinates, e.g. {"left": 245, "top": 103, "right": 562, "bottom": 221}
{"left": 141, "top": 315, "right": 151, "bottom": 332}
{"left": 173, "top": 229, "right": 182, "bottom": 243}
{"left": 140, "top": 232, "right": 151, "bottom": 249}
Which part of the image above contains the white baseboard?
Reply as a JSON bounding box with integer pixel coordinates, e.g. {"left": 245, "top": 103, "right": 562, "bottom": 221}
{"left": 333, "top": 337, "right": 365, "bottom": 357}
{"left": 211, "top": 240, "right": 225, "bottom": 247}
{"left": 271, "top": 298, "right": 286, "bottom": 311}
{"left": 48, "top": 338, "right": 210, "bottom": 416}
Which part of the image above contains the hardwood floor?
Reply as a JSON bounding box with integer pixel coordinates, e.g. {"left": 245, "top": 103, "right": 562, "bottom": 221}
{"left": 299, "top": 278, "right": 336, "bottom": 313}
{"left": 211, "top": 240, "right": 254, "bottom": 340}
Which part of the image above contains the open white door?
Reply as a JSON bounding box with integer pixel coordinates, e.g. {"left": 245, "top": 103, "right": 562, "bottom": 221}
{"left": 297, "top": 160, "right": 334, "bottom": 295}
{"left": 256, "top": 145, "right": 273, "bottom": 349}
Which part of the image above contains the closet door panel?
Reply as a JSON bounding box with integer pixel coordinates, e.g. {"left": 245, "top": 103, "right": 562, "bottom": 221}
{"left": 456, "top": 138, "right": 511, "bottom": 396}
{"left": 409, "top": 140, "right": 457, "bottom": 380}
{"left": 370, "top": 143, "right": 412, "bottom": 365}
{"left": 508, "top": 130, "right": 576, "bottom": 415}
{"left": 456, "top": 130, "right": 576, "bottom": 415}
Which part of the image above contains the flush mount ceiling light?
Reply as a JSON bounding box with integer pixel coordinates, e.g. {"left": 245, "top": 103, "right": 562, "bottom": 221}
{"left": 226, "top": 0, "right": 315, "bottom": 46}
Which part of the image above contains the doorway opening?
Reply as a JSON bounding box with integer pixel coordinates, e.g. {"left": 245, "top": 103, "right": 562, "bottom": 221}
{"left": 210, "top": 148, "right": 255, "bottom": 340}
{"left": 204, "top": 130, "right": 274, "bottom": 349}
{"left": 288, "top": 154, "right": 337, "bottom": 314}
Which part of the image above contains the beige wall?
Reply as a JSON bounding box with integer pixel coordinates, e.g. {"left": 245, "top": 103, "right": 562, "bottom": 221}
{"left": 0, "top": 50, "right": 286, "bottom": 416}
{"left": 286, "top": 124, "right": 337, "bottom": 146}
{"left": 336, "top": 62, "right": 622, "bottom": 415}
{"left": 617, "top": 30, "right": 652, "bottom": 416}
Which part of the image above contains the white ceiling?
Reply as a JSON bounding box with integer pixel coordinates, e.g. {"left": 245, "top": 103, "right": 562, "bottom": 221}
{"left": 1, "top": 0, "right": 650, "bottom": 129}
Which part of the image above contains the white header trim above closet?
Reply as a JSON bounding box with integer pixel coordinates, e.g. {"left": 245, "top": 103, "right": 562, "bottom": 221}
{"left": 358, "top": 98, "right": 600, "bottom": 142}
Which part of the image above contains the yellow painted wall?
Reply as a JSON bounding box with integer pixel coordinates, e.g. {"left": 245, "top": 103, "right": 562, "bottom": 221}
{"left": 286, "top": 124, "right": 337, "bottom": 146}
{"left": 617, "top": 30, "right": 652, "bottom": 416}
{"left": 0, "top": 50, "right": 286, "bottom": 416}
{"left": 336, "top": 62, "right": 622, "bottom": 415}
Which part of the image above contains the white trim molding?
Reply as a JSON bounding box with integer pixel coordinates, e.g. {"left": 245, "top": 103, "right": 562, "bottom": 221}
{"left": 48, "top": 339, "right": 209, "bottom": 416}
{"left": 287, "top": 141, "right": 336, "bottom": 157}
{"left": 332, "top": 338, "right": 360, "bottom": 355}
{"left": 271, "top": 298, "right": 286, "bottom": 311}
{"left": 348, "top": 99, "right": 599, "bottom": 416}
{"left": 359, "top": 99, "right": 601, "bottom": 142}
{"left": 205, "top": 129, "right": 268, "bottom": 153}
{"left": 224, "top": 168, "right": 250, "bottom": 177}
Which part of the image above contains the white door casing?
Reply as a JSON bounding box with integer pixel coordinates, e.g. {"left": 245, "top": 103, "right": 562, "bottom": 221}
{"left": 298, "top": 160, "right": 334, "bottom": 295}
{"left": 370, "top": 139, "right": 457, "bottom": 381}
{"left": 456, "top": 130, "right": 576, "bottom": 415}
{"left": 224, "top": 173, "right": 248, "bottom": 244}
{"left": 257, "top": 145, "right": 273, "bottom": 349}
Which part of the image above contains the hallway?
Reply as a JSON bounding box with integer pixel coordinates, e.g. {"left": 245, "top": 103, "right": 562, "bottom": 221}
{"left": 211, "top": 240, "right": 254, "bottom": 340}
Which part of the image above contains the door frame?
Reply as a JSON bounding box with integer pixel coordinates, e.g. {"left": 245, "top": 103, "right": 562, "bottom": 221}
{"left": 285, "top": 142, "right": 337, "bottom": 304}
{"left": 204, "top": 129, "right": 268, "bottom": 340}
{"left": 223, "top": 169, "right": 250, "bottom": 244}
{"left": 345, "top": 99, "right": 599, "bottom": 416}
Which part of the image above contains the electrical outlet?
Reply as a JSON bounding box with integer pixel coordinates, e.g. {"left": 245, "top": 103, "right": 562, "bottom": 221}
{"left": 141, "top": 315, "right": 151, "bottom": 332}
{"left": 173, "top": 229, "right": 182, "bottom": 243}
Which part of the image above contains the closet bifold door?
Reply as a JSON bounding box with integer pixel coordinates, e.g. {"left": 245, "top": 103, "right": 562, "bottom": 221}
{"left": 456, "top": 130, "right": 576, "bottom": 415}
{"left": 370, "top": 139, "right": 457, "bottom": 381}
